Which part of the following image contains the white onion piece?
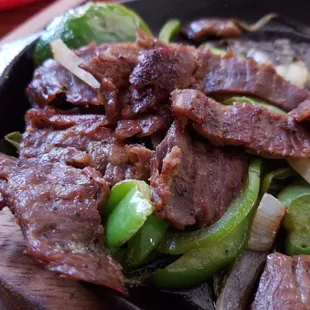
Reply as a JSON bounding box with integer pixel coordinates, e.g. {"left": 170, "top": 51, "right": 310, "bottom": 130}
{"left": 247, "top": 49, "right": 272, "bottom": 65}
{"left": 247, "top": 193, "right": 286, "bottom": 252}
{"left": 288, "top": 158, "right": 310, "bottom": 184}
{"left": 276, "top": 61, "right": 309, "bottom": 87}
{"left": 50, "top": 39, "right": 100, "bottom": 89}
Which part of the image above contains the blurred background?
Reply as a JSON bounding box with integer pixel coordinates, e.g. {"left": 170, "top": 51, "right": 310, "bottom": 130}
{"left": 0, "top": 0, "right": 53, "bottom": 38}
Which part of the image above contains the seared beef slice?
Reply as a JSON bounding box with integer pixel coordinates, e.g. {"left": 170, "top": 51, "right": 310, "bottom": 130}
{"left": 172, "top": 89, "right": 310, "bottom": 158}
{"left": 252, "top": 253, "right": 310, "bottom": 310}
{"left": 150, "top": 121, "right": 248, "bottom": 229}
{"left": 0, "top": 153, "right": 125, "bottom": 294}
{"left": 20, "top": 108, "right": 152, "bottom": 186}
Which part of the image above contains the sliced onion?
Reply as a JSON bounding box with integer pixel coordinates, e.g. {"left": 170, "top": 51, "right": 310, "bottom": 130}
{"left": 50, "top": 39, "right": 100, "bottom": 89}
{"left": 288, "top": 158, "right": 310, "bottom": 184}
{"left": 247, "top": 193, "right": 286, "bottom": 252}
{"left": 236, "top": 13, "right": 278, "bottom": 32}
{"left": 276, "top": 61, "right": 309, "bottom": 87}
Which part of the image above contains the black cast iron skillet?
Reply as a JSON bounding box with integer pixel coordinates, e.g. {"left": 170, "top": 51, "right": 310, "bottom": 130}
{"left": 1, "top": 0, "right": 310, "bottom": 309}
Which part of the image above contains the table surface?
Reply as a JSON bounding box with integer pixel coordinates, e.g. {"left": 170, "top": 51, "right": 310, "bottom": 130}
{"left": 0, "top": 1, "right": 52, "bottom": 39}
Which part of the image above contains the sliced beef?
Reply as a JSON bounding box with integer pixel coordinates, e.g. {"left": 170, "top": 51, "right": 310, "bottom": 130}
{"left": 127, "top": 45, "right": 198, "bottom": 116}
{"left": 182, "top": 18, "right": 242, "bottom": 40}
{"left": 129, "top": 44, "right": 310, "bottom": 113}
{"left": 198, "top": 53, "right": 310, "bottom": 111}
{"left": 172, "top": 89, "right": 310, "bottom": 159}
{"left": 20, "top": 108, "right": 152, "bottom": 185}
{"left": 80, "top": 43, "right": 142, "bottom": 123}
{"left": 289, "top": 99, "right": 310, "bottom": 122}
{"left": 0, "top": 153, "right": 125, "bottom": 294}
{"left": 27, "top": 43, "right": 107, "bottom": 108}
{"left": 150, "top": 121, "right": 248, "bottom": 229}
{"left": 115, "top": 108, "right": 172, "bottom": 140}
{"left": 252, "top": 253, "right": 310, "bottom": 310}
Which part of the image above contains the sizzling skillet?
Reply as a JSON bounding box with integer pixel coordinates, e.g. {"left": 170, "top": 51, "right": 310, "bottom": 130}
{"left": 1, "top": 0, "right": 310, "bottom": 309}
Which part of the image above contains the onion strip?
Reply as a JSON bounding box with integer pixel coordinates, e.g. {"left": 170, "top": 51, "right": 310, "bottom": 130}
{"left": 236, "top": 13, "right": 278, "bottom": 32}
{"left": 247, "top": 193, "right": 286, "bottom": 252}
{"left": 288, "top": 158, "right": 310, "bottom": 184}
{"left": 50, "top": 39, "right": 100, "bottom": 89}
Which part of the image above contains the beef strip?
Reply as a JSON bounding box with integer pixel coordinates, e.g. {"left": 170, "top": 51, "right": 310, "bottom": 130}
{"left": 27, "top": 43, "right": 108, "bottom": 108}
{"left": 115, "top": 108, "right": 172, "bottom": 140}
{"left": 171, "top": 89, "right": 310, "bottom": 159}
{"left": 128, "top": 45, "right": 198, "bottom": 116}
{"left": 289, "top": 99, "right": 310, "bottom": 122}
{"left": 252, "top": 252, "right": 310, "bottom": 310}
{"left": 129, "top": 44, "right": 310, "bottom": 113}
{"left": 20, "top": 108, "right": 152, "bottom": 185}
{"left": 198, "top": 53, "right": 310, "bottom": 112}
{"left": 182, "top": 18, "right": 242, "bottom": 40}
{"left": 150, "top": 121, "right": 248, "bottom": 229}
{"left": 80, "top": 43, "right": 142, "bottom": 123}
{"left": 0, "top": 153, "right": 125, "bottom": 294}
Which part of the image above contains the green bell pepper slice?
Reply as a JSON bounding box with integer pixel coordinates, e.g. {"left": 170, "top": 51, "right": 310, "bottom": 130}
{"left": 261, "top": 167, "right": 296, "bottom": 195}
{"left": 152, "top": 215, "right": 251, "bottom": 289}
{"left": 158, "top": 158, "right": 262, "bottom": 255}
{"left": 4, "top": 131, "right": 22, "bottom": 149}
{"left": 126, "top": 215, "right": 169, "bottom": 268}
{"left": 158, "top": 19, "right": 181, "bottom": 43}
{"left": 104, "top": 180, "right": 154, "bottom": 248}
{"left": 278, "top": 185, "right": 310, "bottom": 255}
{"left": 34, "top": 2, "right": 152, "bottom": 64}
{"left": 223, "top": 96, "right": 286, "bottom": 115}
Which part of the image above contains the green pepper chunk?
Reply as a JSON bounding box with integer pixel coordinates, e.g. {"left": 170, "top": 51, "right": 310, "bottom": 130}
{"left": 278, "top": 185, "right": 310, "bottom": 255}
{"left": 223, "top": 96, "right": 286, "bottom": 115}
{"left": 34, "top": 2, "right": 152, "bottom": 64}
{"left": 105, "top": 180, "right": 154, "bottom": 248}
{"left": 261, "top": 167, "right": 296, "bottom": 195}
{"left": 152, "top": 216, "right": 251, "bottom": 289}
{"left": 158, "top": 19, "right": 181, "bottom": 43}
{"left": 208, "top": 47, "right": 227, "bottom": 56}
{"left": 158, "top": 159, "right": 262, "bottom": 255}
{"left": 4, "top": 131, "right": 22, "bottom": 149}
{"left": 126, "top": 215, "right": 169, "bottom": 268}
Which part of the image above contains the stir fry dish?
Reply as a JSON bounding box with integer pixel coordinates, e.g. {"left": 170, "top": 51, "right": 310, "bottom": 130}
{"left": 2, "top": 2, "right": 310, "bottom": 309}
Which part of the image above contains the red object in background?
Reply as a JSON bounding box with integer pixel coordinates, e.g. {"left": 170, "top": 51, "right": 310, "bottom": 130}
{"left": 0, "top": 0, "right": 43, "bottom": 11}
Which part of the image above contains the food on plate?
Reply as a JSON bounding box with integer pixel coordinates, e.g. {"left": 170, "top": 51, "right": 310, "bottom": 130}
{"left": 2, "top": 2, "right": 310, "bottom": 308}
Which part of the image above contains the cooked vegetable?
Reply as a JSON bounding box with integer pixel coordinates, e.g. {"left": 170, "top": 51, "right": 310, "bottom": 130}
{"left": 278, "top": 185, "right": 310, "bottom": 255}
{"left": 247, "top": 193, "right": 286, "bottom": 252}
{"left": 158, "top": 159, "right": 262, "bottom": 254}
{"left": 261, "top": 167, "right": 296, "bottom": 195}
{"left": 276, "top": 61, "right": 309, "bottom": 87}
{"left": 50, "top": 39, "right": 100, "bottom": 89}
{"left": 288, "top": 159, "right": 310, "bottom": 185}
{"left": 126, "top": 215, "right": 169, "bottom": 268}
{"left": 216, "top": 250, "right": 267, "bottom": 310}
{"left": 223, "top": 96, "right": 286, "bottom": 115}
{"left": 101, "top": 180, "right": 139, "bottom": 219}
{"left": 152, "top": 215, "right": 251, "bottom": 289}
{"left": 34, "top": 2, "right": 152, "bottom": 64}
{"left": 235, "top": 13, "right": 278, "bottom": 32}
{"left": 158, "top": 19, "right": 181, "bottom": 43}
{"left": 4, "top": 131, "right": 22, "bottom": 149}
{"left": 105, "top": 180, "right": 154, "bottom": 248}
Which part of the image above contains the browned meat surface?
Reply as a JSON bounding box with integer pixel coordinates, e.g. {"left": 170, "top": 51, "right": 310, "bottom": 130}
{"left": 150, "top": 121, "right": 248, "bottom": 229}
{"left": 26, "top": 43, "right": 108, "bottom": 108}
{"left": 182, "top": 18, "right": 242, "bottom": 40}
{"left": 20, "top": 108, "right": 152, "bottom": 185}
{"left": 128, "top": 45, "right": 197, "bottom": 116}
{"left": 172, "top": 89, "right": 310, "bottom": 158}
{"left": 129, "top": 45, "right": 309, "bottom": 113}
{"left": 197, "top": 53, "right": 310, "bottom": 112}
{"left": 252, "top": 253, "right": 310, "bottom": 310}
{"left": 0, "top": 153, "right": 125, "bottom": 294}
{"left": 115, "top": 109, "right": 172, "bottom": 139}
{"left": 289, "top": 99, "right": 310, "bottom": 122}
